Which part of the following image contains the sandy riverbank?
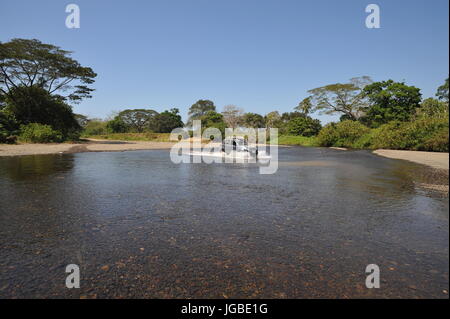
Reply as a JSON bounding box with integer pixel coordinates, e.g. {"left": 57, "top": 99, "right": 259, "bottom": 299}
{"left": 0, "top": 139, "right": 176, "bottom": 157}
{"left": 373, "top": 149, "right": 449, "bottom": 170}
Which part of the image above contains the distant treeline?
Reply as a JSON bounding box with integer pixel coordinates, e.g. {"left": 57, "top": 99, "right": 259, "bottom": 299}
{"left": 0, "top": 39, "right": 448, "bottom": 151}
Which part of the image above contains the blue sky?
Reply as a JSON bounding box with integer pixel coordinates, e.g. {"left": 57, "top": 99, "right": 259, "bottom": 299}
{"left": 1, "top": 0, "right": 448, "bottom": 123}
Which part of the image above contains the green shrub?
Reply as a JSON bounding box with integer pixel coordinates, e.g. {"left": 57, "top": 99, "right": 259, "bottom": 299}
{"left": 4, "top": 85, "right": 81, "bottom": 140}
{"left": 316, "top": 123, "right": 338, "bottom": 147}
{"left": 19, "top": 123, "right": 63, "bottom": 143}
{"left": 353, "top": 130, "right": 377, "bottom": 149}
{"left": 64, "top": 128, "right": 81, "bottom": 141}
{"left": 286, "top": 116, "right": 322, "bottom": 137}
{"left": 106, "top": 117, "right": 129, "bottom": 133}
{"left": 421, "top": 128, "right": 449, "bottom": 152}
{"left": 370, "top": 118, "right": 449, "bottom": 151}
{"left": 317, "top": 120, "right": 370, "bottom": 148}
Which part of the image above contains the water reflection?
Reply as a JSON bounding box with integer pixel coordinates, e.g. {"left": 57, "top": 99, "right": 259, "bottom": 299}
{"left": 0, "top": 154, "right": 75, "bottom": 181}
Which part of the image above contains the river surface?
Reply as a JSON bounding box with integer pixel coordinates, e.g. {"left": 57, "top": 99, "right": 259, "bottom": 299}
{"left": 0, "top": 147, "right": 448, "bottom": 298}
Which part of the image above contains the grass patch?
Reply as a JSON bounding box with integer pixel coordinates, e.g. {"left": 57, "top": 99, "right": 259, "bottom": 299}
{"left": 84, "top": 132, "right": 172, "bottom": 142}
{"left": 271, "top": 135, "right": 318, "bottom": 147}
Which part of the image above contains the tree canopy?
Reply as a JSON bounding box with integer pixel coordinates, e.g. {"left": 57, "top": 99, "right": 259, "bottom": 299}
{"left": 264, "top": 111, "right": 282, "bottom": 128}
{"left": 295, "top": 97, "right": 313, "bottom": 115}
{"left": 362, "top": 80, "right": 422, "bottom": 127}
{"left": 286, "top": 115, "right": 322, "bottom": 137}
{"left": 242, "top": 112, "right": 265, "bottom": 128}
{"left": 150, "top": 108, "right": 184, "bottom": 133}
{"left": 308, "top": 76, "right": 372, "bottom": 120}
{"left": 199, "top": 110, "right": 226, "bottom": 135}
{"left": 0, "top": 38, "right": 96, "bottom": 103}
{"left": 3, "top": 85, "right": 80, "bottom": 138}
{"left": 187, "top": 99, "right": 216, "bottom": 125}
{"left": 117, "top": 109, "right": 158, "bottom": 132}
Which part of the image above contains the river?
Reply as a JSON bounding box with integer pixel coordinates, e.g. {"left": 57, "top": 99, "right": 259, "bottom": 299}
{"left": 0, "top": 147, "right": 448, "bottom": 298}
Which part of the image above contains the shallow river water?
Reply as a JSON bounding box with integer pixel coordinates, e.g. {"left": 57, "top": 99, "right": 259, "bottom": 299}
{"left": 0, "top": 147, "right": 448, "bottom": 298}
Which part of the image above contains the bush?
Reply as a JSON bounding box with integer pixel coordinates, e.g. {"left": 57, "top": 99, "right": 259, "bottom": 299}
{"left": 285, "top": 116, "right": 322, "bottom": 137}
{"left": 317, "top": 120, "right": 370, "bottom": 148}
{"left": 19, "top": 123, "right": 63, "bottom": 143}
{"left": 106, "top": 117, "right": 128, "bottom": 133}
{"left": 422, "top": 128, "right": 449, "bottom": 152}
{"left": 4, "top": 85, "right": 81, "bottom": 140}
{"left": 370, "top": 118, "right": 449, "bottom": 151}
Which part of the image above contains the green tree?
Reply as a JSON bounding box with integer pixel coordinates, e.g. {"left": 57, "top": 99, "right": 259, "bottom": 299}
{"left": 199, "top": 110, "right": 226, "bottom": 135}
{"left": 117, "top": 109, "right": 158, "bottom": 132}
{"left": 4, "top": 85, "right": 80, "bottom": 139}
{"left": 0, "top": 38, "right": 96, "bottom": 103}
{"left": 286, "top": 116, "right": 322, "bottom": 137}
{"left": 295, "top": 97, "right": 313, "bottom": 115}
{"left": 436, "top": 78, "right": 449, "bottom": 103}
{"left": 308, "top": 76, "right": 372, "bottom": 120}
{"left": 281, "top": 111, "right": 305, "bottom": 123}
{"left": 242, "top": 112, "right": 265, "bottom": 128}
{"left": 264, "top": 111, "right": 282, "bottom": 128}
{"left": 362, "top": 80, "right": 422, "bottom": 127}
{"left": 150, "top": 108, "right": 184, "bottom": 133}
{"left": 187, "top": 99, "right": 216, "bottom": 125}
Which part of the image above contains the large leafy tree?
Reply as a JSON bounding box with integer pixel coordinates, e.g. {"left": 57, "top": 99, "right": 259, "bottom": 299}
{"left": 308, "top": 76, "right": 372, "bottom": 120}
{"left": 242, "top": 112, "right": 265, "bottom": 128}
{"left": 199, "top": 110, "right": 226, "bottom": 135}
{"left": 187, "top": 99, "right": 216, "bottom": 125}
{"left": 264, "top": 111, "right": 282, "bottom": 129}
{"left": 0, "top": 38, "right": 96, "bottom": 103}
{"left": 150, "top": 108, "right": 184, "bottom": 133}
{"left": 117, "top": 109, "right": 158, "bottom": 132}
{"left": 286, "top": 115, "right": 322, "bottom": 137}
{"left": 280, "top": 111, "right": 305, "bottom": 123}
{"left": 362, "top": 80, "right": 422, "bottom": 127}
{"left": 4, "top": 85, "right": 80, "bottom": 138}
